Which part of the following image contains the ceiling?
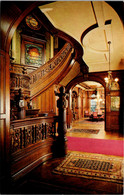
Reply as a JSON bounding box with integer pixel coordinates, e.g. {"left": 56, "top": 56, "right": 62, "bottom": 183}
{"left": 39, "top": 1, "right": 124, "bottom": 73}
{"left": 76, "top": 81, "right": 103, "bottom": 91}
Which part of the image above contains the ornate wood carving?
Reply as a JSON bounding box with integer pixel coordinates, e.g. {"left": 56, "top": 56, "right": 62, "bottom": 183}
{"left": 54, "top": 86, "right": 68, "bottom": 157}
{"left": 10, "top": 116, "right": 57, "bottom": 153}
{"left": 10, "top": 116, "right": 57, "bottom": 181}
{"left": 29, "top": 43, "right": 72, "bottom": 85}
{"left": 10, "top": 73, "right": 30, "bottom": 90}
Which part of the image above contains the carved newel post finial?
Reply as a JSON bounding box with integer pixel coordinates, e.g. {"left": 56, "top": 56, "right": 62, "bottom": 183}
{"left": 55, "top": 86, "right": 68, "bottom": 157}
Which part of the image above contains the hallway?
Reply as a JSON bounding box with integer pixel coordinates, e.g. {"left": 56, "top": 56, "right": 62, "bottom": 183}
{"left": 67, "top": 118, "right": 124, "bottom": 140}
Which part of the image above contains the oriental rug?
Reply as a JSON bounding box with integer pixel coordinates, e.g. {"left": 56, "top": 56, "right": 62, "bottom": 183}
{"left": 69, "top": 129, "right": 100, "bottom": 134}
{"left": 53, "top": 152, "right": 124, "bottom": 184}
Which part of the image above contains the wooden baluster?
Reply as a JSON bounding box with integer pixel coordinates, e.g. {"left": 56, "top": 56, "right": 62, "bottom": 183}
{"left": 24, "top": 127, "right": 26, "bottom": 148}
{"left": 45, "top": 123, "right": 47, "bottom": 139}
{"left": 32, "top": 125, "right": 35, "bottom": 143}
{"left": 53, "top": 121, "right": 56, "bottom": 138}
{"left": 10, "top": 125, "right": 14, "bottom": 152}
{"left": 38, "top": 124, "right": 41, "bottom": 140}
{"left": 35, "top": 125, "right": 37, "bottom": 143}
{"left": 20, "top": 128, "right": 23, "bottom": 149}
{"left": 42, "top": 124, "right": 44, "bottom": 140}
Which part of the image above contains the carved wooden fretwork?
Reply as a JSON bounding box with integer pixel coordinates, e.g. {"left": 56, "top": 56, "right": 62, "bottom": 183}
{"left": 29, "top": 43, "right": 72, "bottom": 85}
{"left": 10, "top": 63, "right": 38, "bottom": 74}
{"left": 10, "top": 120, "right": 56, "bottom": 153}
{"left": 10, "top": 73, "right": 30, "bottom": 91}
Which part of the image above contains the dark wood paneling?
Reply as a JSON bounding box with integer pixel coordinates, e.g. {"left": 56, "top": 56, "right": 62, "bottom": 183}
{"left": 0, "top": 50, "right": 10, "bottom": 178}
{"left": 10, "top": 116, "right": 57, "bottom": 181}
{"left": 11, "top": 138, "right": 54, "bottom": 181}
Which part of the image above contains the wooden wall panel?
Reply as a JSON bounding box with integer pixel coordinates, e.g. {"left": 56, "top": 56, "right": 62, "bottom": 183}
{"left": 42, "top": 93, "right": 46, "bottom": 111}
{"left": 49, "top": 87, "right": 53, "bottom": 112}
{"left": 46, "top": 89, "right": 50, "bottom": 111}
{"left": 0, "top": 50, "right": 10, "bottom": 184}
{"left": 31, "top": 85, "right": 57, "bottom": 114}
{"left": 11, "top": 139, "right": 54, "bottom": 181}
{"left": 0, "top": 119, "right": 5, "bottom": 177}
{"left": 0, "top": 52, "right": 6, "bottom": 114}
{"left": 37, "top": 95, "right": 41, "bottom": 111}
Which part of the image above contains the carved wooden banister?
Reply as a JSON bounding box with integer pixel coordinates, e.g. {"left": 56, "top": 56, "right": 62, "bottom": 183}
{"left": 10, "top": 63, "right": 38, "bottom": 75}
{"left": 29, "top": 43, "right": 72, "bottom": 85}
{"left": 10, "top": 43, "right": 73, "bottom": 101}
{"left": 10, "top": 116, "right": 57, "bottom": 153}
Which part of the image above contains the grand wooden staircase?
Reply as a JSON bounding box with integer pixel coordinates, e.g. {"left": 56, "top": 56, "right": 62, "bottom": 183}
{"left": 9, "top": 42, "right": 74, "bottom": 182}
{"left": 29, "top": 43, "right": 74, "bottom": 98}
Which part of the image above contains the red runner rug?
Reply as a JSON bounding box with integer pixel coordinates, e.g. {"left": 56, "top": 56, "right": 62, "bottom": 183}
{"left": 67, "top": 136, "right": 124, "bottom": 157}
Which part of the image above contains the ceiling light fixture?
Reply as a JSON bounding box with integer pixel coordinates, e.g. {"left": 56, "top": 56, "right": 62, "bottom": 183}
{"left": 104, "top": 41, "right": 119, "bottom": 91}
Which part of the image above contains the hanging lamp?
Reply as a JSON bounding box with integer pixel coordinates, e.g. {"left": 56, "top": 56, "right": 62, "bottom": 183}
{"left": 104, "top": 41, "right": 119, "bottom": 90}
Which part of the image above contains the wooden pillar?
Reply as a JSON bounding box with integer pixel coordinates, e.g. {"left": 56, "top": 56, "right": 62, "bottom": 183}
{"left": 54, "top": 86, "right": 68, "bottom": 157}
{"left": 66, "top": 89, "right": 73, "bottom": 129}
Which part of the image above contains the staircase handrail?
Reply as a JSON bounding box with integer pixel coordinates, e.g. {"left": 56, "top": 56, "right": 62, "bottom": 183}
{"left": 29, "top": 43, "right": 72, "bottom": 85}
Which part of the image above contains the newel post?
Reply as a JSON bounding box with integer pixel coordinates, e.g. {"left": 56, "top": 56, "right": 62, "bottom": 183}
{"left": 54, "top": 86, "right": 68, "bottom": 157}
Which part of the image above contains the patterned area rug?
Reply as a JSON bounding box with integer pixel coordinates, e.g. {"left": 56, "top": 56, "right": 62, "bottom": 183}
{"left": 75, "top": 120, "right": 103, "bottom": 124}
{"left": 53, "top": 152, "right": 123, "bottom": 184}
{"left": 69, "top": 129, "right": 100, "bottom": 134}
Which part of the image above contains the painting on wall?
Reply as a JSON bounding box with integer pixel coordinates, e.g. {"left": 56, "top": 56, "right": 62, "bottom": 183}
{"left": 25, "top": 44, "right": 43, "bottom": 66}
{"left": 111, "top": 81, "right": 120, "bottom": 90}
{"left": 111, "top": 96, "right": 120, "bottom": 111}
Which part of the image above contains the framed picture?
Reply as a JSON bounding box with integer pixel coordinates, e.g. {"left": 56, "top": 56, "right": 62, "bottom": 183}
{"left": 21, "top": 35, "right": 46, "bottom": 67}
{"left": 25, "top": 43, "right": 43, "bottom": 66}
{"left": 111, "top": 96, "right": 120, "bottom": 111}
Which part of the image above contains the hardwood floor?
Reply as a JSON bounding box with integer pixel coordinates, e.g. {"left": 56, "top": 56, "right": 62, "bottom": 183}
{"left": 67, "top": 118, "right": 124, "bottom": 140}
{"left": 16, "top": 154, "right": 123, "bottom": 194}
{"left": 12, "top": 118, "right": 124, "bottom": 194}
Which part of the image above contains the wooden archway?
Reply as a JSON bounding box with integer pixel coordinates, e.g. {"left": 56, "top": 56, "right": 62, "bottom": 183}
{"left": 65, "top": 73, "right": 106, "bottom": 130}
{"left": 66, "top": 74, "right": 106, "bottom": 93}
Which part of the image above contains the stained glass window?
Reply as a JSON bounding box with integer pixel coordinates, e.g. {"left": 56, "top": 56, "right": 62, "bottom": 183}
{"left": 25, "top": 44, "right": 43, "bottom": 66}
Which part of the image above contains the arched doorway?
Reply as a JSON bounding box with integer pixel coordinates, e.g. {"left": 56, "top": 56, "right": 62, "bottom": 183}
{"left": 66, "top": 75, "right": 106, "bottom": 132}
{"left": 66, "top": 80, "right": 105, "bottom": 137}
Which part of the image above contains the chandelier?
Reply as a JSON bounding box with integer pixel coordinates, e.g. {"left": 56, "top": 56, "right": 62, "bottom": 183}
{"left": 104, "top": 41, "right": 119, "bottom": 90}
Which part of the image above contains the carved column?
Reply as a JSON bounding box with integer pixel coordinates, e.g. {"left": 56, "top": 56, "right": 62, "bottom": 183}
{"left": 10, "top": 65, "right": 30, "bottom": 120}
{"left": 54, "top": 86, "right": 68, "bottom": 157}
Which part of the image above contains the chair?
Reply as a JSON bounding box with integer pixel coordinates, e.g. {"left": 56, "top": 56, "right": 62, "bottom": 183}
{"left": 92, "top": 112, "right": 98, "bottom": 121}
{"left": 84, "top": 110, "right": 89, "bottom": 117}
{"left": 97, "top": 110, "right": 104, "bottom": 121}
{"left": 99, "top": 113, "right": 104, "bottom": 120}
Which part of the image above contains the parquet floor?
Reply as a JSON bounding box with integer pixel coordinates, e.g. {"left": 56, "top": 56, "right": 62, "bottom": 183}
{"left": 13, "top": 118, "right": 124, "bottom": 194}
